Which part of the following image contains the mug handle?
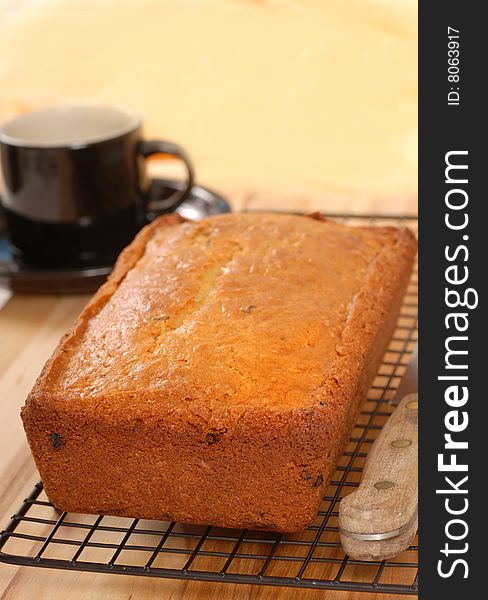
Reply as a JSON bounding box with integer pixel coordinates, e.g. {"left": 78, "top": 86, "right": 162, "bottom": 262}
{"left": 137, "top": 140, "right": 194, "bottom": 214}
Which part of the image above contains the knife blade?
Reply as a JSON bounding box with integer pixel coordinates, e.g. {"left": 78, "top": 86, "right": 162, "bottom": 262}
{"left": 392, "top": 345, "right": 418, "bottom": 406}
{"left": 338, "top": 345, "right": 418, "bottom": 561}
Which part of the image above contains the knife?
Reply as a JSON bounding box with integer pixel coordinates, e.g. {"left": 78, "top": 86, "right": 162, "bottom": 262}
{"left": 338, "top": 345, "right": 418, "bottom": 561}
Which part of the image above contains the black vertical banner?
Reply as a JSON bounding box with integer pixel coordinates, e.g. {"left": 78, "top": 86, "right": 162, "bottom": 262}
{"left": 419, "top": 1, "right": 484, "bottom": 597}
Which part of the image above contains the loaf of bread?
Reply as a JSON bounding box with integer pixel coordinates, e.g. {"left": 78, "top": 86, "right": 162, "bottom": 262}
{"left": 22, "top": 212, "right": 416, "bottom": 532}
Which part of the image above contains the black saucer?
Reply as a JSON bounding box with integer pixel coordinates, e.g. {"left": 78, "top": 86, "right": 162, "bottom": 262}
{"left": 0, "top": 179, "right": 231, "bottom": 294}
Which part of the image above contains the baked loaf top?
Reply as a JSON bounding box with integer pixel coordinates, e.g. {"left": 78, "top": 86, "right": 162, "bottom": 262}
{"left": 29, "top": 213, "right": 416, "bottom": 419}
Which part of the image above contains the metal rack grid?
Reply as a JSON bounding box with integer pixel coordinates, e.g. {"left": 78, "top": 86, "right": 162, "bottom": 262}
{"left": 0, "top": 213, "right": 418, "bottom": 595}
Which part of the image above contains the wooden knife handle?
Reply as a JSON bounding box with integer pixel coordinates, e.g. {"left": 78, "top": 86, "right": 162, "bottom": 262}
{"left": 339, "top": 393, "right": 418, "bottom": 561}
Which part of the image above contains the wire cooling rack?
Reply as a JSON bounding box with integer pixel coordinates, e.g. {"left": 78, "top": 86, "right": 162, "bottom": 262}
{"left": 0, "top": 213, "right": 418, "bottom": 595}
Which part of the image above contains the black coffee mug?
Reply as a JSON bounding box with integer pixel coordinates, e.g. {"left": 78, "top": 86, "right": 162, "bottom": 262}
{"left": 0, "top": 105, "right": 194, "bottom": 267}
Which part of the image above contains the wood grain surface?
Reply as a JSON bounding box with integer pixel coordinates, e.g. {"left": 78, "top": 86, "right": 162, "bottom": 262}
{"left": 0, "top": 190, "right": 417, "bottom": 599}
{"left": 339, "top": 393, "right": 418, "bottom": 562}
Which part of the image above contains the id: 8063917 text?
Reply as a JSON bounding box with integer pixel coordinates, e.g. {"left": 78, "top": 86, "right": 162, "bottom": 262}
{"left": 448, "top": 27, "right": 460, "bottom": 106}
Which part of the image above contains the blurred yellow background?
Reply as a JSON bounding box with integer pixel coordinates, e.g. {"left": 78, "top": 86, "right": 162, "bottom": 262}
{"left": 0, "top": 0, "right": 417, "bottom": 213}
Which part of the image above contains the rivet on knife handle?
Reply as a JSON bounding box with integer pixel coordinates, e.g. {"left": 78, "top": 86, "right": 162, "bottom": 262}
{"left": 339, "top": 392, "right": 418, "bottom": 561}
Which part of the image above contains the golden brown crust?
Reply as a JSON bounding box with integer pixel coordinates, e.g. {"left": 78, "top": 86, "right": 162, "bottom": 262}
{"left": 21, "top": 212, "right": 416, "bottom": 532}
